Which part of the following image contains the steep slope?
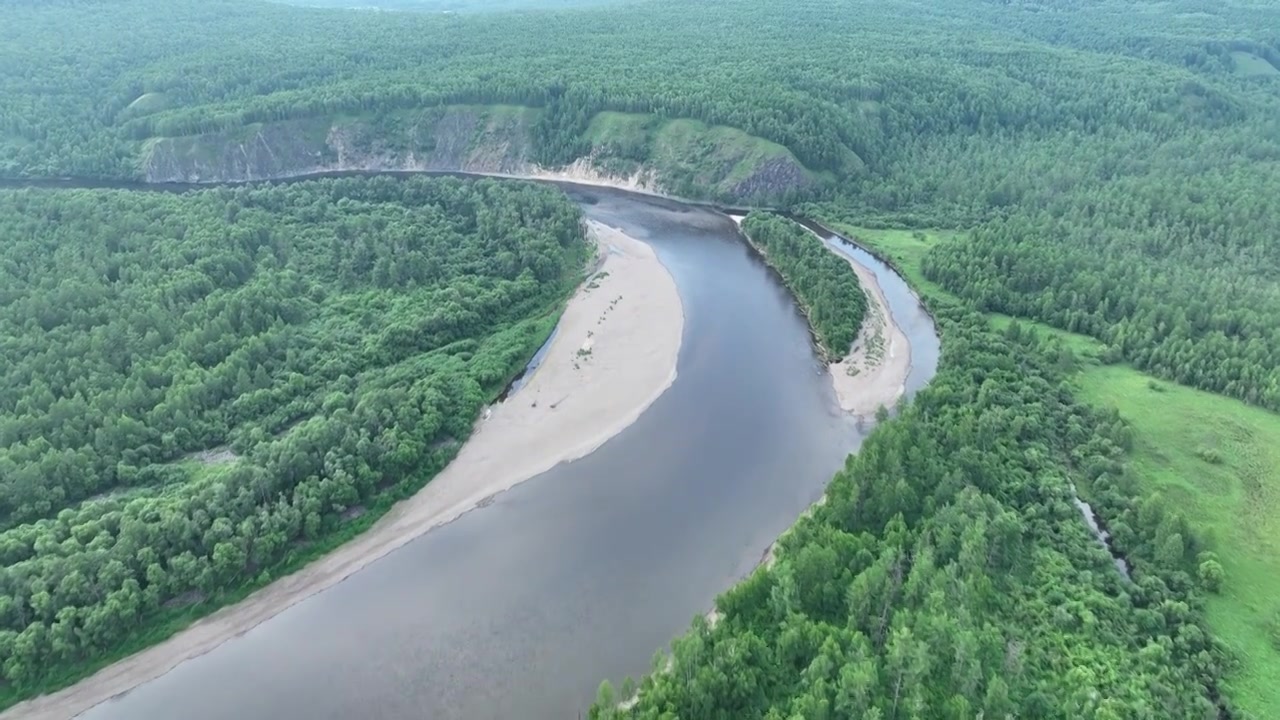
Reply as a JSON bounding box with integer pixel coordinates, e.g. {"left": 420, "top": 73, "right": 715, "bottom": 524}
{"left": 141, "top": 106, "right": 536, "bottom": 183}
{"left": 141, "top": 106, "right": 816, "bottom": 203}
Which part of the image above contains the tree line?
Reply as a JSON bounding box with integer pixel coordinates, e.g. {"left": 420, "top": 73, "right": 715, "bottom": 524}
{"left": 917, "top": 209, "right": 1280, "bottom": 411}
{"left": 4, "top": 0, "right": 1278, "bottom": 409}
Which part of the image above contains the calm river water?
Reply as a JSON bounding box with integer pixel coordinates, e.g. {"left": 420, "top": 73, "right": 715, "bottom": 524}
{"left": 77, "top": 183, "right": 939, "bottom": 720}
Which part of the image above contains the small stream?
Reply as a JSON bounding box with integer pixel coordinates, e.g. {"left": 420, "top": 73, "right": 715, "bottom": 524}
{"left": 1070, "top": 484, "right": 1133, "bottom": 580}
{"left": 796, "top": 220, "right": 941, "bottom": 399}
{"left": 801, "top": 219, "right": 1134, "bottom": 583}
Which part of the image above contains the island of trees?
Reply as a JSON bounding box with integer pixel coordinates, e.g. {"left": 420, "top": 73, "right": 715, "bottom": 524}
{"left": 739, "top": 212, "right": 867, "bottom": 361}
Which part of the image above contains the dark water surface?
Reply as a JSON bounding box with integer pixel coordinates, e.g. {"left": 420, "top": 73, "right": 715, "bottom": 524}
{"left": 78, "top": 185, "right": 938, "bottom": 720}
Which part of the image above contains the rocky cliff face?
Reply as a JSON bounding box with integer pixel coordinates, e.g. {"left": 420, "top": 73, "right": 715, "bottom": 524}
{"left": 726, "top": 156, "right": 813, "bottom": 201}
{"left": 140, "top": 106, "right": 814, "bottom": 203}
{"left": 142, "top": 108, "right": 537, "bottom": 183}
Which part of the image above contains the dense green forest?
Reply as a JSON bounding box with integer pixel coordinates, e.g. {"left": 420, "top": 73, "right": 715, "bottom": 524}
{"left": 2, "top": 0, "right": 1278, "bottom": 406}
{"left": 3, "top": 0, "right": 1280, "bottom": 715}
{"left": 0, "top": 176, "right": 586, "bottom": 697}
{"left": 592, "top": 308, "right": 1230, "bottom": 719}
{"left": 740, "top": 213, "right": 867, "bottom": 361}
{"left": 831, "top": 223, "right": 1280, "bottom": 717}
{"left": 920, "top": 218, "right": 1280, "bottom": 410}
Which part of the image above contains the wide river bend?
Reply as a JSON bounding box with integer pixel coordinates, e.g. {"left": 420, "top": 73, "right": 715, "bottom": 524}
{"left": 54, "top": 181, "right": 939, "bottom": 720}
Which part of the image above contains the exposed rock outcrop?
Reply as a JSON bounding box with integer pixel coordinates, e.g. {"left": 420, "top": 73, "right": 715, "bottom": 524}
{"left": 729, "top": 155, "right": 813, "bottom": 200}
{"left": 140, "top": 106, "right": 815, "bottom": 203}
{"left": 142, "top": 108, "right": 536, "bottom": 183}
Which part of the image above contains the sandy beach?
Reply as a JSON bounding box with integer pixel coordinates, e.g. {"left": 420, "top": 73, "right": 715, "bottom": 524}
{"left": 9, "top": 165, "right": 913, "bottom": 720}
{"left": 825, "top": 248, "right": 911, "bottom": 418}
{"left": 5, "top": 219, "right": 683, "bottom": 720}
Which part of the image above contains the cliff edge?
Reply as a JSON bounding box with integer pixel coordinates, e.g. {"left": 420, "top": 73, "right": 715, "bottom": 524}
{"left": 140, "top": 106, "right": 817, "bottom": 203}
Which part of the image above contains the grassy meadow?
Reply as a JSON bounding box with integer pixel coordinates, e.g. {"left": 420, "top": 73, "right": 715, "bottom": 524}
{"left": 1077, "top": 367, "right": 1280, "bottom": 717}
{"left": 824, "top": 219, "right": 1280, "bottom": 719}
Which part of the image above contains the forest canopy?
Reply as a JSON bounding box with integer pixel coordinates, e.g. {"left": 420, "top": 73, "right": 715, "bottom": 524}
{"left": 2, "top": 0, "right": 1278, "bottom": 408}
{"left": 591, "top": 309, "right": 1228, "bottom": 720}
{"left": 0, "top": 176, "right": 587, "bottom": 693}
{"left": 1, "top": 0, "right": 1279, "bottom": 715}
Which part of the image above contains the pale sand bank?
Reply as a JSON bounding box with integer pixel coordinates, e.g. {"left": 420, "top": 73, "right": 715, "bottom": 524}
{"left": 6, "top": 220, "right": 683, "bottom": 720}
{"left": 459, "top": 159, "right": 663, "bottom": 202}
{"left": 522, "top": 159, "right": 660, "bottom": 195}
{"left": 729, "top": 215, "right": 911, "bottom": 419}
{"left": 826, "top": 248, "right": 911, "bottom": 418}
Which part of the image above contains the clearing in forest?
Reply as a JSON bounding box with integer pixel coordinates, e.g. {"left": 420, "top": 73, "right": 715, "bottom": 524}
{"left": 1075, "top": 367, "right": 1280, "bottom": 718}
{"left": 1230, "top": 50, "right": 1280, "bottom": 76}
{"left": 583, "top": 111, "right": 811, "bottom": 197}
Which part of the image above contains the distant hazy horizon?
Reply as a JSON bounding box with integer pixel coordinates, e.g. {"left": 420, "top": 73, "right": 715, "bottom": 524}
{"left": 267, "top": 0, "right": 638, "bottom": 13}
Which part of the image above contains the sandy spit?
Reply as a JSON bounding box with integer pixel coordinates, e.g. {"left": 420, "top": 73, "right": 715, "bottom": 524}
{"left": 824, "top": 247, "right": 911, "bottom": 419}
{"left": 6, "top": 220, "right": 683, "bottom": 720}
{"left": 729, "top": 215, "right": 911, "bottom": 419}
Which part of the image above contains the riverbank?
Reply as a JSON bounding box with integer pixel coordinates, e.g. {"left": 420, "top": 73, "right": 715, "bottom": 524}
{"left": 825, "top": 244, "right": 911, "bottom": 418}
{"left": 730, "top": 215, "right": 911, "bottom": 419}
{"left": 477, "top": 162, "right": 751, "bottom": 212}
{"left": 4, "top": 219, "right": 684, "bottom": 720}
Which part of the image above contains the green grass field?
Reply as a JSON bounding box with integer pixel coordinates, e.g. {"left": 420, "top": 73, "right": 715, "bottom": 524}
{"left": 987, "top": 312, "right": 1105, "bottom": 358}
{"left": 583, "top": 111, "right": 810, "bottom": 199}
{"left": 1077, "top": 367, "right": 1280, "bottom": 717}
{"left": 828, "top": 220, "right": 1280, "bottom": 718}
{"left": 822, "top": 223, "right": 958, "bottom": 300}
{"left": 660, "top": 121, "right": 794, "bottom": 187}
{"left": 583, "top": 111, "right": 657, "bottom": 151}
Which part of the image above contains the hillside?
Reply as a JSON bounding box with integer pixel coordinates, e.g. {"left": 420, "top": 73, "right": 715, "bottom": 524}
{"left": 140, "top": 105, "right": 815, "bottom": 202}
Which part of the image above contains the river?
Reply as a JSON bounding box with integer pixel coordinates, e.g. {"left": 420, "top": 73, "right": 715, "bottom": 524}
{"left": 45, "top": 181, "right": 939, "bottom": 720}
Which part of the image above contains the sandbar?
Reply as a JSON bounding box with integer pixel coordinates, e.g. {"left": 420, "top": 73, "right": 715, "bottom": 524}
{"left": 5, "top": 220, "right": 683, "bottom": 720}
{"left": 824, "top": 244, "right": 911, "bottom": 418}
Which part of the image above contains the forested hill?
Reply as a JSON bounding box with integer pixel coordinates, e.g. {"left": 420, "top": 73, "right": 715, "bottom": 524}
{"left": 4, "top": 0, "right": 1279, "bottom": 203}
{"left": 0, "top": 176, "right": 587, "bottom": 698}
